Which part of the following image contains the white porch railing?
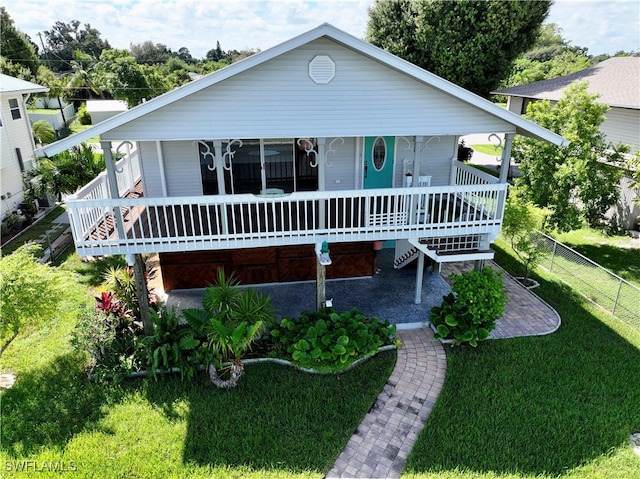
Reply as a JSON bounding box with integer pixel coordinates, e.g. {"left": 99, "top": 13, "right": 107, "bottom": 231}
{"left": 74, "top": 145, "right": 141, "bottom": 200}
{"left": 453, "top": 160, "right": 499, "bottom": 185}
{"left": 66, "top": 184, "right": 507, "bottom": 256}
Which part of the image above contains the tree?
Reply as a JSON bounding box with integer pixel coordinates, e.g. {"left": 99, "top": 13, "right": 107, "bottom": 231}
{"left": 41, "top": 20, "right": 110, "bottom": 72}
{"left": 64, "top": 50, "right": 105, "bottom": 102}
{"left": 96, "top": 49, "right": 152, "bottom": 106}
{"left": 0, "top": 7, "right": 40, "bottom": 75}
{"left": 32, "top": 120, "right": 55, "bottom": 145}
{"left": 129, "top": 41, "right": 171, "bottom": 65}
{"left": 502, "top": 192, "right": 549, "bottom": 285}
{"left": 26, "top": 143, "right": 105, "bottom": 201}
{"left": 513, "top": 81, "right": 626, "bottom": 231}
{"left": 0, "top": 245, "right": 76, "bottom": 357}
{"left": 366, "top": 0, "right": 551, "bottom": 97}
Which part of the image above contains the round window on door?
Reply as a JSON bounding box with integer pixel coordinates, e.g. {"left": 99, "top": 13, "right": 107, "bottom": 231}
{"left": 372, "top": 137, "right": 386, "bottom": 171}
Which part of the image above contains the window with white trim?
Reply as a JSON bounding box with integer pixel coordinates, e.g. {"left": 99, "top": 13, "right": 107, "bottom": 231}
{"left": 8, "top": 98, "right": 21, "bottom": 120}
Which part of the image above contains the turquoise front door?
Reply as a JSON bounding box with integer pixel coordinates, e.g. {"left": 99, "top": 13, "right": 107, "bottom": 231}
{"left": 364, "top": 136, "right": 395, "bottom": 189}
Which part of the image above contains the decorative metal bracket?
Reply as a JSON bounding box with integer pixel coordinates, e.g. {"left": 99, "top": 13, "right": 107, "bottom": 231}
{"left": 488, "top": 133, "right": 505, "bottom": 164}
{"left": 222, "top": 139, "right": 243, "bottom": 171}
{"left": 114, "top": 141, "right": 134, "bottom": 173}
{"left": 297, "top": 138, "right": 319, "bottom": 168}
{"left": 324, "top": 137, "right": 343, "bottom": 167}
{"left": 194, "top": 140, "right": 216, "bottom": 171}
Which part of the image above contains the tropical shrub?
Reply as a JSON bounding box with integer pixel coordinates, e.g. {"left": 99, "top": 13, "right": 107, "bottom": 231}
{"left": 76, "top": 102, "right": 92, "bottom": 125}
{"left": 269, "top": 308, "right": 396, "bottom": 370}
{"left": 430, "top": 267, "right": 505, "bottom": 346}
{"left": 71, "top": 292, "right": 144, "bottom": 381}
{"left": 182, "top": 269, "right": 275, "bottom": 387}
{"left": 139, "top": 306, "right": 201, "bottom": 380}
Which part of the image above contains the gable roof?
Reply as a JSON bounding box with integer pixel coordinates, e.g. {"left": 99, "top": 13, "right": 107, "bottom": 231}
{"left": 0, "top": 74, "right": 49, "bottom": 95}
{"left": 494, "top": 57, "right": 640, "bottom": 109}
{"left": 37, "top": 23, "right": 568, "bottom": 157}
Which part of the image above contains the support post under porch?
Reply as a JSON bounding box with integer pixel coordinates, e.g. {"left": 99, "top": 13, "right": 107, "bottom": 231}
{"left": 126, "top": 253, "right": 153, "bottom": 335}
{"left": 414, "top": 251, "right": 426, "bottom": 304}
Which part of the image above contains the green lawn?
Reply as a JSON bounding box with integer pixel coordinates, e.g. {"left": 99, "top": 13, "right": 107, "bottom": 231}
{"left": 403, "top": 240, "right": 640, "bottom": 479}
{"left": 1, "top": 251, "right": 397, "bottom": 478}
{"left": 0, "top": 206, "right": 67, "bottom": 257}
{"left": 550, "top": 227, "right": 640, "bottom": 286}
{"left": 470, "top": 144, "right": 502, "bottom": 156}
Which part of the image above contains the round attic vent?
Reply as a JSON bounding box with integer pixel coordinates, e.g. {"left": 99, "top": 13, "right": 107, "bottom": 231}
{"left": 309, "top": 55, "right": 335, "bottom": 84}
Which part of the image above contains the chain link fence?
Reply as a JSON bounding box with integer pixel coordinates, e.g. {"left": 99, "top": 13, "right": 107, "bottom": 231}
{"left": 534, "top": 232, "right": 640, "bottom": 331}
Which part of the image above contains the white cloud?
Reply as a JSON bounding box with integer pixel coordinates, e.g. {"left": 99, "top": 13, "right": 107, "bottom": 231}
{"left": 4, "top": 0, "right": 638, "bottom": 59}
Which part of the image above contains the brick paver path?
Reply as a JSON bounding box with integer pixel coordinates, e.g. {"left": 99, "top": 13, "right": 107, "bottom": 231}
{"left": 326, "top": 328, "right": 446, "bottom": 479}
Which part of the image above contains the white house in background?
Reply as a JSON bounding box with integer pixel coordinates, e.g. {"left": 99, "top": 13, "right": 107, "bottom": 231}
{"left": 1, "top": 74, "right": 49, "bottom": 221}
{"left": 86, "top": 100, "right": 128, "bottom": 125}
{"left": 36, "top": 24, "right": 567, "bottom": 305}
{"left": 494, "top": 57, "right": 640, "bottom": 229}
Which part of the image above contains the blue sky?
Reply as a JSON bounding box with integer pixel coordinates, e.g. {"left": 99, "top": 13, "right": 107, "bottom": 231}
{"left": 5, "top": 0, "right": 639, "bottom": 59}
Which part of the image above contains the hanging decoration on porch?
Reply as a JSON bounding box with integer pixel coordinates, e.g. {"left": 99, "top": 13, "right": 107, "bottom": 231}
{"left": 113, "top": 141, "right": 134, "bottom": 174}
{"left": 325, "top": 137, "right": 344, "bottom": 167}
{"left": 297, "top": 138, "right": 318, "bottom": 167}
{"left": 194, "top": 140, "right": 216, "bottom": 171}
{"left": 222, "top": 139, "right": 243, "bottom": 171}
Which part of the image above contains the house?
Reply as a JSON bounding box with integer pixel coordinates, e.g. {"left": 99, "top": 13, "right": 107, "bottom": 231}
{"left": 36, "top": 24, "right": 567, "bottom": 309}
{"left": 1, "top": 74, "right": 49, "bottom": 222}
{"left": 86, "top": 100, "right": 128, "bottom": 124}
{"left": 494, "top": 57, "right": 640, "bottom": 229}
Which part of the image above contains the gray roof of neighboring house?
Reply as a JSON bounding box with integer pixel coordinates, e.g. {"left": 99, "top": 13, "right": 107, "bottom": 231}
{"left": 0, "top": 74, "right": 49, "bottom": 95}
{"left": 493, "top": 57, "right": 640, "bottom": 109}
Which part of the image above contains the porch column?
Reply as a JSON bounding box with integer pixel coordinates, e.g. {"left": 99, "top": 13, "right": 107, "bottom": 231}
{"left": 414, "top": 250, "right": 425, "bottom": 304}
{"left": 213, "top": 140, "right": 226, "bottom": 195}
{"left": 155, "top": 141, "right": 168, "bottom": 196}
{"left": 101, "top": 140, "right": 126, "bottom": 236}
{"left": 126, "top": 254, "right": 153, "bottom": 335}
{"left": 412, "top": 136, "right": 424, "bottom": 181}
{"left": 499, "top": 133, "right": 515, "bottom": 183}
{"left": 317, "top": 138, "right": 326, "bottom": 229}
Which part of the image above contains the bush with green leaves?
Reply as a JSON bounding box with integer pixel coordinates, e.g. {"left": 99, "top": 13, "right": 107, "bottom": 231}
{"left": 430, "top": 267, "right": 505, "bottom": 346}
{"left": 71, "top": 292, "right": 144, "bottom": 381}
{"left": 139, "top": 306, "right": 201, "bottom": 381}
{"left": 182, "top": 269, "right": 274, "bottom": 388}
{"left": 269, "top": 308, "right": 397, "bottom": 370}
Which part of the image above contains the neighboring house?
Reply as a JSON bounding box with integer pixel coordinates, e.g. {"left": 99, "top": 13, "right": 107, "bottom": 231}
{"left": 0, "top": 74, "right": 49, "bottom": 222}
{"left": 494, "top": 57, "right": 640, "bottom": 229}
{"left": 36, "top": 24, "right": 567, "bottom": 303}
{"left": 86, "top": 100, "right": 128, "bottom": 124}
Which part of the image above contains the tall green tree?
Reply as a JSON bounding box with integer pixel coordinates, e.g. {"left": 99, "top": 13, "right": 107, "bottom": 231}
{"left": 366, "top": 0, "right": 551, "bottom": 98}
{"left": 129, "top": 41, "right": 172, "bottom": 65}
{"left": 41, "top": 20, "right": 110, "bottom": 72}
{"left": 96, "top": 49, "right": 152, "bottom": 106}
{"left": 512, "top": 81, "right": 626, "bottom": 231}
{"left": 0, "top": 7, "right": 40, "bottom": 75}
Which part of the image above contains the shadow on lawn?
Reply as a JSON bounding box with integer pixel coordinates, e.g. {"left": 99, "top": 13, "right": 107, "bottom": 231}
{"left": 562, "top": 241, "right": 640, "bottom": 285}
{"left": 0, "top": 352, "right": 127, "bottom": 456}
{"left": 142, "top": 352, "right": 396, "bottom": 474}
{"left": 406, "top": 262, "right": 640, "bottom": 477}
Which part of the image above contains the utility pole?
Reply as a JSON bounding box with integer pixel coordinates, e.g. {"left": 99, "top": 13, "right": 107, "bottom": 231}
{"left": 37, "top": 32, "right": 67, "bottom": 126}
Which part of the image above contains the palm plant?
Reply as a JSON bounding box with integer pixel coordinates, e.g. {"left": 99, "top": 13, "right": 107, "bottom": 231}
{"left": 182, "top": 268, "right": 274, "bottom": 388}
{"left": 32, "top": 120, "right": 55, "bottom": 145}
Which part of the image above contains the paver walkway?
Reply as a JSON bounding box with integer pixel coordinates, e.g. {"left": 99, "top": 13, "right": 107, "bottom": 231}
{"left": 325, "top": 261, "right": 561, "bottom": 478}
{"left": 326, "top": 328, "right": 446, "bottom": 479}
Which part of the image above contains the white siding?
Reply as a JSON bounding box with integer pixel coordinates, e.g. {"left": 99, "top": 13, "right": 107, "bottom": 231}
{"left": 1, "top": 94, "right": 37, "bottom": 217}
{"left": 138, "top": 141, "right": 164, "bottom": 198}
{"left": 161, "top": 141, "right": 202, "bottom": 196}
{"left": 324, "top": 137, "right": 357, "bottom": 191}
{"left": 506, "top": 96, "right": 524, "bottom": 115}
{"left": 601, "top": 107, "right": 640, "bottom": 152}
{"left": 105, "top": 37, "right": 512, "bottom": 141}
{"left": 392, "top": 136, "right": 456, "bottom": 187}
